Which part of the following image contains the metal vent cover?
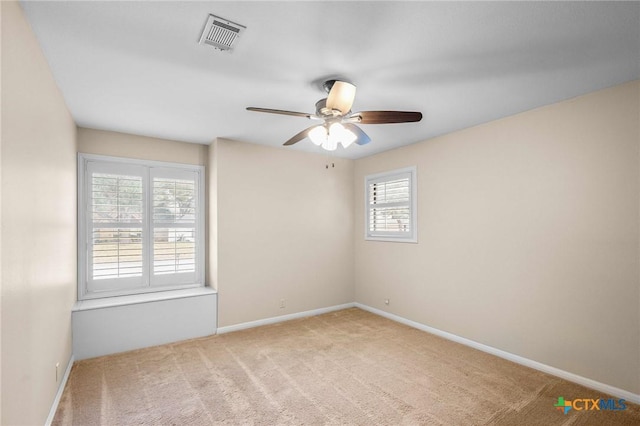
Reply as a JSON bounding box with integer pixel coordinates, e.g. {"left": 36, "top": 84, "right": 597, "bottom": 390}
{"left": 199, "top": 14, "right": 246, "bottom": 52}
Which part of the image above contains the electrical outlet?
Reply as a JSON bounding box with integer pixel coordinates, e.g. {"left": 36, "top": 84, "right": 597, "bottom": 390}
{"left": 279, "top": 298, "right": 286, "bottom": 309}
{"left": 55, "top": 362, "right": 60, "bottom": 382}
{"left": 384, "top": 299, "right": 390, "bottom": 305}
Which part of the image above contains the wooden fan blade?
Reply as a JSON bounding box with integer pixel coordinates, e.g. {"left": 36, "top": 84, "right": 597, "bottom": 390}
{"left": 342, "top": 123, "right": 371, "bottom": 145}
{"left": 283, "top": 125, "right": 320, "bottom": 146}
{"left": 352, "top": 111, "right": 422, "bottom": 124}
{"left": 326, "top": 81, "right": 356, "bottom": 115}
{"left": 247, "top": 107, "right": 312, "bottom": 119}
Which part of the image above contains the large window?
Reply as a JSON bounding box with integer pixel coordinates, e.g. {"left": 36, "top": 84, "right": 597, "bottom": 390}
{"left": 78, "top": 154, "right": 204, "bottom": 299}
{"left": 365, "top": 166, "right": 417, "bottom": 243}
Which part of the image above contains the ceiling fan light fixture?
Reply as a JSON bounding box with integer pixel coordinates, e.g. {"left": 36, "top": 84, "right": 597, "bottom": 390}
{"left": 308, "top": 125, "right": 327, "bottom": 146}
{"left": 329, "top": 122, "right": 357, "bottom": 148}
{"left": 324, "top": 135, "right": 338, "bottom": 151}
{"left": 326, "top": 81, "right": 356, "bottom": 115}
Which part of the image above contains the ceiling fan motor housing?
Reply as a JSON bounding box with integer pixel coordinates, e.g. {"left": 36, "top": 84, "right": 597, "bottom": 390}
{"left": 315, "top": 98, "right": 343, "bottom": 117}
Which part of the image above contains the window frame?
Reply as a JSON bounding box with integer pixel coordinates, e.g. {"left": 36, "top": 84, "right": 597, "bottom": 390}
{"left": 78, "top": 153, "right": 205, "bottom": 300}
{"left": 364, "top": 166, "right": 417, "bottom": 243}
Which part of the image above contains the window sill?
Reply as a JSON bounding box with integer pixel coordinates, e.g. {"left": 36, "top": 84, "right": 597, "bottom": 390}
{"left": 365, "top": 236, "right": 418, "bottom": 243}
{"left": 73, "top": 287, "right": 217, "bottom": 312}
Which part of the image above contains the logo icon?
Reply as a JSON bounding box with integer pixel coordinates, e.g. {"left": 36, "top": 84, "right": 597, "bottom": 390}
{"left": 554, "top": 396, "right": 627, "bottom": 414}
{"left": 554, "top": 397, "right": 572, "bottom": 415}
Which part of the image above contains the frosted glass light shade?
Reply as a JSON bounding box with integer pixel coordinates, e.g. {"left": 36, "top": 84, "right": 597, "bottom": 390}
{"left": 329, "top": 123, "right": 357, "bottom": 148}
{"left": 325, "top": 130, "right": 338, "bottom": 151}
{"left": 308, "top": 122, "right": 357, "bottom": 151}
{"left": 326, "top": 81, "right": 356, "bottom": 114}
{"left": 308, "top": 126, "right": 327, "bottom": 146}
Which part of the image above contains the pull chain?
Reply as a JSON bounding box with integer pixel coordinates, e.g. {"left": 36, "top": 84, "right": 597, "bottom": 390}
{"left": 325, "top": 150, "right": 335, "bottom": 169}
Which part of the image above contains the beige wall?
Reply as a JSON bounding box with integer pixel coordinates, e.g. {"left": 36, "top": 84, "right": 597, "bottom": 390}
{"left": 78, "top": 127, "right": 208, "bottom": 166}
{"left": 354, "top": 80, "right": 640, "bottom": 394}
{"left": 1, "top": 2, "right": 78, "bottom": 424}
{"left": 215, "top": 139, "right": 354, "bottom": 327}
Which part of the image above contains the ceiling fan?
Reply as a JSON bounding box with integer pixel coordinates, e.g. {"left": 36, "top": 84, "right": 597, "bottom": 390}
{"left": 246, "top": 80, "right": 422, "bottom": 151}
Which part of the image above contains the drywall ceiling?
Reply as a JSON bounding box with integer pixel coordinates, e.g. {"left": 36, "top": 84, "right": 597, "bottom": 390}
{"left": 20, "top": 1, "right": 640, "bottom": 160}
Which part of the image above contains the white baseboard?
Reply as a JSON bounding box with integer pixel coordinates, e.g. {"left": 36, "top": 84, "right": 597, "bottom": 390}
{"left": 355, "top": 303, "right": 640, "bottom": 405}
{"left": 217, "top": 302, "right": 356, "bottom": 334}
{"left": 45, "top": 354, "right": 74, "bottom": 426}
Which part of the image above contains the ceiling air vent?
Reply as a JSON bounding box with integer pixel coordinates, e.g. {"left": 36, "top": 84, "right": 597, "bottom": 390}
{"left": 199, "top": 14, "right": 246, "bottom": 52}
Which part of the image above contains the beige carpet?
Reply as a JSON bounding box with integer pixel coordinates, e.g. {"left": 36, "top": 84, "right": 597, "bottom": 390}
{"left": 53, "top": 308, "right": 639, "bottom": 425}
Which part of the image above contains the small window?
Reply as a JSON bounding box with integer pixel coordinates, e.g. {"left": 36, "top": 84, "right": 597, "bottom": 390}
{"left": 365, "top": 166, "right": 417, "bottom": 242}
{"left": 78, "top": 154, "right": 205, "bottom": 300}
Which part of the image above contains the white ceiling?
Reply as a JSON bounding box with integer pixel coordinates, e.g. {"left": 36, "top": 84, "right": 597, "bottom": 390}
{"left": 20, "top": 1, "right": 640, "bottom": 159}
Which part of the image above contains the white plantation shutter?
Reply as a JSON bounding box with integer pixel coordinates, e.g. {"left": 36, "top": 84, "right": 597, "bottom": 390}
{"left": 87, "top": 162, "right": 146, "bottom": 293}
{"left": 79, "top": 155, "right": 204, "bottom": 299}
{"left": 365, "top": 167, "right": 417, "bottom": 242}
{"left": 151, "top": 169, "right": 198, "bottom": 286}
